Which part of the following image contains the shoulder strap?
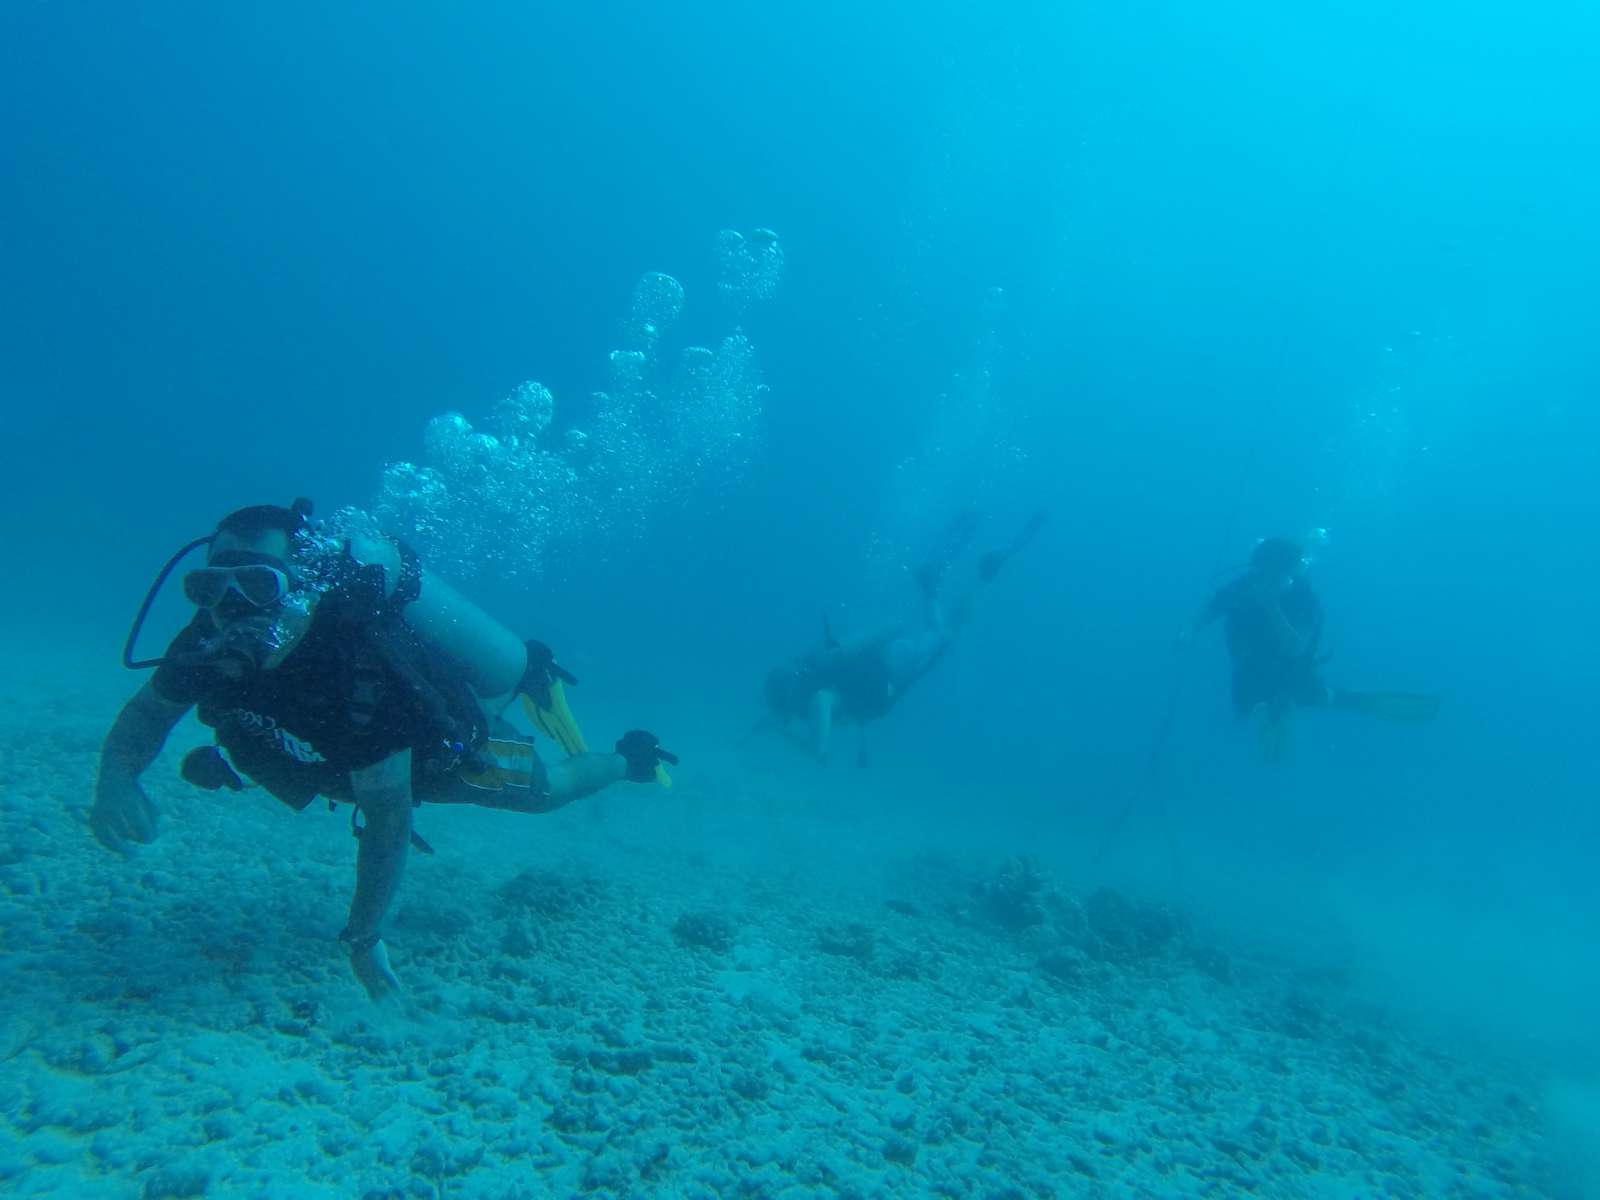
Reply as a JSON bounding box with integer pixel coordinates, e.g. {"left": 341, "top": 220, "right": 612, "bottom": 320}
{"left": 326, "top": 537, "right": 422, "bottom": 625}
{"left": 328, "top": 538, "right": 485, "bottom": 765}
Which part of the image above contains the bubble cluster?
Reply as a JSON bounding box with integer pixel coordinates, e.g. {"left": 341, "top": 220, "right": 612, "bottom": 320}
{"left": 715, "top": 228, "right": 785, "bottom": 313}
{"left": 1317, "top": 329, "right": 1451, "bottom": 525}
{"left": 292, "top": 505, "right": 391, "bottom": 595}
{"left": 375, "top": 231, "right": 783, "bottom": 581}
{"left": 622, "top": 272, "right": 686, "bottom": 354}
{"left": 489, "top": 381, "right": 555, "bottom": 445}
{"left": 868, "top": 285, "right": 1029, "bottom": 593}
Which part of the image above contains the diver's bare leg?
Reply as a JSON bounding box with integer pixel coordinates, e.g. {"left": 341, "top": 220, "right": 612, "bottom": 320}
{"left": 343, "top": 751, "right": 414, "bottom": 999}
{"left": 429, "top": 752, "right": 628, "bottom": 814}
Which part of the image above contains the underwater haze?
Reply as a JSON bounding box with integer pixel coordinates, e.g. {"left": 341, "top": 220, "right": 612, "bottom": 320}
{"left": 3, "top": 1, "right": 1598, "bottom": 1196}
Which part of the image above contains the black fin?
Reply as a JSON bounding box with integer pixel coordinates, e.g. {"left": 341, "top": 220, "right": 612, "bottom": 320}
{"left": 978, "top": 509, "right": 1049, "bottom": 583}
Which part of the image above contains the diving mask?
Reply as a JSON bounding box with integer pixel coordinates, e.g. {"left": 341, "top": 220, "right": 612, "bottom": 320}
{"left": 183, "top": 561, "right": 292, "bottom": 610}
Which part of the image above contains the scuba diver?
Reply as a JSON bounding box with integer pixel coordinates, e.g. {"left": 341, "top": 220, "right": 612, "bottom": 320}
{"left": 761, "top": 509, "right": 1047, "bottom": 765}
{"left": 1183, "top": 534, "right": 1440, "bottom": 762}
{"left": 92, "top": 499, "right": 677, "bottom": 1001}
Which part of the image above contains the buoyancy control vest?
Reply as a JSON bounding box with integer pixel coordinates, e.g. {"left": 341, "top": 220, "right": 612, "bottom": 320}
{"left": 154, "top": 541, "right": 489, "bottom": 811}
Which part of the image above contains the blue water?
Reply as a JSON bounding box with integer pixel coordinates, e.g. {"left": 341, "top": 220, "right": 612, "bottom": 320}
{"left": 3, "top": 1, "right": 1598, "bottom": 1194}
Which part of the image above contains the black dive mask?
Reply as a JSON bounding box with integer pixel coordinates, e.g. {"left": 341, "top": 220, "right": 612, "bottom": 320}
{"left": 183, "top": 560, "right": 292, "bottom": 610}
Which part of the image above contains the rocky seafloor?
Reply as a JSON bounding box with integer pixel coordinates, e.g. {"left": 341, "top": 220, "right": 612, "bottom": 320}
{"left": 0, "top": 675, "right": 1562, "bottom": 1199}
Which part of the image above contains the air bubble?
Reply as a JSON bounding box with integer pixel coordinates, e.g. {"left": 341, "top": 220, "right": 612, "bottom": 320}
{"left": 374, "top": 232, "right": 781, "bottom": 580}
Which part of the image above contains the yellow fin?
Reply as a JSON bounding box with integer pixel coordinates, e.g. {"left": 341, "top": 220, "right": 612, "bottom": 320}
{"left": 520, "top": 681, "right": 588, "bottom": 756}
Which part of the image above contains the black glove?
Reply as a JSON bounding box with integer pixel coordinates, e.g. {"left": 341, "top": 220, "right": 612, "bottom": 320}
{"left": 520, "top": 639, "right": 579, "bottom": 706}
{"left": 615, "top": 730, "right": 679, "bottom": 783}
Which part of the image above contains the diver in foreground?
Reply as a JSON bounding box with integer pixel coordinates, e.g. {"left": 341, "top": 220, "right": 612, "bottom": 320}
{"left": 1183, "top": 535, "right": 1440, "bottom": 762}
{"left": 92, "top": 499, "right": 677, "bottom": 1000}
{"left": 761, "top": 509, "right": 1047, "bottom": 765}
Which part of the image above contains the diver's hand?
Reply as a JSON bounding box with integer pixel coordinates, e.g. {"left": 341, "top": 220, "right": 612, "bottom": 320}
{"left": 521, "top": 639, "right": 579, "bottom": 705}
{"left": 90, "top": 774, "right": 158, "bottom": 854}
{"left": 349, "top": 937, "right": 403, "bottom": 1002}
{"left": 614, "top": 730, "right": 679, "bottom": 783}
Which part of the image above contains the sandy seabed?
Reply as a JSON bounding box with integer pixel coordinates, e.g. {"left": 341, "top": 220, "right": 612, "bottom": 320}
{"left": 0, "top": 669, "right": 1558, "bottom": 1200}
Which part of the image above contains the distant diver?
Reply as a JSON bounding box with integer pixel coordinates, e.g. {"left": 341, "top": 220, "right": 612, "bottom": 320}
{"left": 761, "top": 509, "right": 1047, "bottom": 765}
{"left": 93, "top": 498, "right": 677, "bottom": 1001}
{"left": 1182, "top": 534, "right": 1440, "bottom": 762}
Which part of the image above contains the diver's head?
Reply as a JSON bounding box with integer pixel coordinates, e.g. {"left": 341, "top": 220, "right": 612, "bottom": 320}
{"left": 176, "top": 502, "right": 314, "bottom": 678}
{"left": 1250, "top": 537, "right": 1305, "bottom": 586}
{"left": 121, "top": 497, "right": 315, "bottom": 673}
{"left": 210, "top": 502, "right": 310, "bottom": 562}
{"left": 184, "top": 504, "right": 308, "bottom": 627}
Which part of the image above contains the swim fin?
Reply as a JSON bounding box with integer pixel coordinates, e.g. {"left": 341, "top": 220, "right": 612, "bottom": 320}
{"left": 519, "top": 640, "right": 589, "bottom": 755}
{"left": 913, "top": 510, "right": 984, "bottom": 599}
{"left": 1334, "top": 691, "right": 1441, "bottom": 723}
{"left": 978, "top": 508, "right": 1049, "bottom": 583}
{"left": 520, "top": 681, "right": 589, "bottom": 755}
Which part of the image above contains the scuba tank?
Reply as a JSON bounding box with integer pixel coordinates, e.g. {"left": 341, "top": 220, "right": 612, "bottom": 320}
{"left": 339, "top": 533, "right": 526, "bottom": 701}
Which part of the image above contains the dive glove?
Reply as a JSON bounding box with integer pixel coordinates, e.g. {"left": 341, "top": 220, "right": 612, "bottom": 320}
{"left": 615, "top": 730, "right": 679, "bottom": 783}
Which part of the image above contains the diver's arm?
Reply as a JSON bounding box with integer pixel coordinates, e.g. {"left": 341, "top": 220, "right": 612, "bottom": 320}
{"left": 343, "top": 749, "right": 414, "bottom": 1000}
{"left": 808, "top": 689, "right": 838, "bottom": 763}
{"left": 91, "top": 682, "right": 190, "bottom": 852}
{"left": 99, "top": 682, "right": 188, "bottom": 780}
